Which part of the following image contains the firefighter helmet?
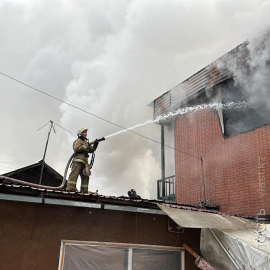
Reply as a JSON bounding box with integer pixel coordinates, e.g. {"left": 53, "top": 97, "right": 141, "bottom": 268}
{"left": 77, "top": 127, "right": 88, "bottom": 136}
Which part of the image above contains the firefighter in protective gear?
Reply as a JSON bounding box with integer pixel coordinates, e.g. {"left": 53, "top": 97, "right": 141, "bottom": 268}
{"left": 66, "top": 127, "right": 99, "bottom": 193}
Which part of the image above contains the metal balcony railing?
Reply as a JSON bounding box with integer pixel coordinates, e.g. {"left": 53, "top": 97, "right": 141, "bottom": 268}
{"left": 157, "top": 175, "right": 175, "bottom": 202}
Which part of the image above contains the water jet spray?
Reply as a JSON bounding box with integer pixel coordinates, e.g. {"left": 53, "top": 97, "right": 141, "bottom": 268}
{"left": 0, "top": 101, "right": 249, "bottom": 190}
{"left": 104, "top": 101, "right": 249, "bottom": 139}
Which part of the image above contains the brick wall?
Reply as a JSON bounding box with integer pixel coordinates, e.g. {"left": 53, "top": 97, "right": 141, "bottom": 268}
{"left": 174, "top": 109, "right": 270, "bottom": 216}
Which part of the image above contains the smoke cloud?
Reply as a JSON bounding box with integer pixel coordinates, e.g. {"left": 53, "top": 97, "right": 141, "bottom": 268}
{"left": 216, "top": 29, "right": 270, "bottom": 136}
{"left": 234, "top": 30, "right": 270, "bottom": 106}
{"left": 1, "top": 0, "right": 270, "bottom": 197}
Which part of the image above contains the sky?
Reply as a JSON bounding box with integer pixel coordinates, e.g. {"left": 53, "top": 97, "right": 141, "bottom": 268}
{"left": 0, "top": 0, "right": 270, "bottom": 198}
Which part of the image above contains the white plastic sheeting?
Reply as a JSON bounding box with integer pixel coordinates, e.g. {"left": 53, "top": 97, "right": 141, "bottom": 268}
{"left": 158, "top": 204, "right": 270, "bottom": 269}
{"left": 63, "top": 245, "right": 127, "bottom": 270}
{"left": 201, "top": 226, "right": 270, "bottom": 270}
{"left": 59, "top": 241, "right": 184, "bottom": 270}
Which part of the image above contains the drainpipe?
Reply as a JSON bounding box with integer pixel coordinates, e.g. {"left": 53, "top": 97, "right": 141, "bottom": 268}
{"left": 200, "top": 157, "right": 206, "bottom": 207}
{"left": 161, "top": 125, "right": 165, "bottom": 197}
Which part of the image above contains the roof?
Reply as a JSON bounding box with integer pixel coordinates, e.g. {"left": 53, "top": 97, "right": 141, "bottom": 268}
{"left": 0, "top": 159, "right": 264, "bottom": 230}
{"left": 1, "top": 160, "right": 64, "bottom": 188}
{"left": 152, "top": 41, "right": 249, "bottom": 120}
{"left": 3, "top": 160, "right": 63, "bottom": 181}
{"left": 0, "top": 180, "right": 258, "bottom": 223}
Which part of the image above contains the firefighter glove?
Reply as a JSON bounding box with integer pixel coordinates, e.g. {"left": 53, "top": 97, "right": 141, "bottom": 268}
{"left": 93, "top": 139, "right": 99, "bottom": 150}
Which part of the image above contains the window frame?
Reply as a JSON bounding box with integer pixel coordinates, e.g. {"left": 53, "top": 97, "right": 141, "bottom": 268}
{"left": 58, "top": 240, "right": 185, "bottom": 270}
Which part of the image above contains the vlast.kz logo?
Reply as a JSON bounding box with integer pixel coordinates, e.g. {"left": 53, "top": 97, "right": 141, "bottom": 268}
{"left": 252, "top": 215, "right": 269, "bottom": 270}
{"left": 253, "top": 215, "right": 270, "bottom": 270}
{"left": 251, "top": 253, "right": 268, "bottom": 270}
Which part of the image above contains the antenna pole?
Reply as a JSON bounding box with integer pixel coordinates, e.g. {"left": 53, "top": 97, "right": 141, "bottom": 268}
{"left": 39, "top": 120, "right": 55, "bottom": 184}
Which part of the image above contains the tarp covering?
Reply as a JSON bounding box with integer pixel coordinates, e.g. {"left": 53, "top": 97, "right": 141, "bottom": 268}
{"left": 60, "top": 243, "right": 182, "bottom": 270}
{"left": 63, "top": 245, "right": 127, "bottom": 270}
{"left": 158, "top": 204, "right": 257, "bottom": 229}
{"left": 201, "top": 227, "right": 270, "bottom": 270}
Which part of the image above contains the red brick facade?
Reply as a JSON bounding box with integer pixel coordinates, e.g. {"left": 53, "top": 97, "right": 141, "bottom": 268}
{"left": 174, "top": 109, "right": 270, "bottom": 216}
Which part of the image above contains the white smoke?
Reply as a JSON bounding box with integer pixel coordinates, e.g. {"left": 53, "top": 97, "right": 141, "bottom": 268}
{"left": 1, "top": 0, "right": 270, "bottom": 198}
{"left": 215, "top": 29, "right": 270, "bottom": 135}
{"left": 236, "top": 30, "right": 270, "bottom": 106}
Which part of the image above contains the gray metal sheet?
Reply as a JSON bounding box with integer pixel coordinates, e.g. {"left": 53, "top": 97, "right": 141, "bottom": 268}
{"left": 137, "top": 208, "right": 166, "bottom": 215}
{"left": 0, "top": 193, "right": 42, "bottom": 203}
{"left": 104, "top": 204, "right": 165, "bottom": 215}
{"left": 158, "top": 204, "right": 257, "bottom": 229}
{"left": 45, "top": 198, "right": 101, "bottom": 209}
{"left": 104, "top": 204, "right": 138, "bottom": 212}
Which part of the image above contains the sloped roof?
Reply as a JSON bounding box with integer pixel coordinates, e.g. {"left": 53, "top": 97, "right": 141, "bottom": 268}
{"left": 3, "top": 160, "right": 63, "bottom": 181}
{"left": 1, "top": 160, "right": 64, "bottom": 188}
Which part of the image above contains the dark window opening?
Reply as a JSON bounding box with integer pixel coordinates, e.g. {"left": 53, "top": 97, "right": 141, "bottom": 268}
{"left": 221, "top": 79, "right": 270, "bottom": 137}
{"left": 173, "top": 75, "right": 270, "bottom": 138}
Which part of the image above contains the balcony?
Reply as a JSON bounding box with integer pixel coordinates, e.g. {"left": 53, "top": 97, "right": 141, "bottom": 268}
{"left": 157, "top": 175, "right": 176, "bottom": 202}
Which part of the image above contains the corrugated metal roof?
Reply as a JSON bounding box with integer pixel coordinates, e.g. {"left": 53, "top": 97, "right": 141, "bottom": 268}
{"left": 153, "top": 41, "right": 249, "bottom": 120}
{"left": 0, "top": 181, "right": 163, "bottom": 205}
{"left": 0, "top": 181, "right": 257, "bottom": 221}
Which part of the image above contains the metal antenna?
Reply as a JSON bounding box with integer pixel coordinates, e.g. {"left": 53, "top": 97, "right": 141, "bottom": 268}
{"left": 39, "top": 120, "right": 56, "bottom": 185}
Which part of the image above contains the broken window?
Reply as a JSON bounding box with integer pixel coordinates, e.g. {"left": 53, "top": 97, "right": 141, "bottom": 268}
{"left": 219, "top": 79, "right": 270, "bottom": 137}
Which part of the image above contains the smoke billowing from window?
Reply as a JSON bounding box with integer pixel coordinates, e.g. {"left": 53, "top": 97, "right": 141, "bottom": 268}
{"left": 221, "top": 30, "right": 270, "bottom": 137}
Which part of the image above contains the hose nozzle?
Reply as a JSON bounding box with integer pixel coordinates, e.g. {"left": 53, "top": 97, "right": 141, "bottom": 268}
{"left": 97, "top": 137, "right": 105, "bottom": 142}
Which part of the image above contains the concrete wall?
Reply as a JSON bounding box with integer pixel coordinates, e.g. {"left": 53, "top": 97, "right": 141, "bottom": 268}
{"left": 0, "top": 200, "right": 200, "bottom": 270}
{"left": 175, "top": 109, "right": 270, "bottom": 216}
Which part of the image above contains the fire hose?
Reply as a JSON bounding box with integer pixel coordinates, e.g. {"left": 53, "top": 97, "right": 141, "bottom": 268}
{"left": 0, "top": 137, "right": 105, "bottom": 190}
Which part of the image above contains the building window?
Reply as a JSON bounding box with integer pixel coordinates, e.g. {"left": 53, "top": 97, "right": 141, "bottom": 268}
{"left": 221, "top": 79, "right": 270, "bottom": 137}
{"left": 58, "top": 241, "right": 184, "bottom": 270}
